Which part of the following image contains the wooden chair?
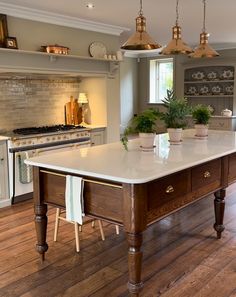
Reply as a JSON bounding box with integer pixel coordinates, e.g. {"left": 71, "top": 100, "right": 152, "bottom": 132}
{"left": 53, "top": 208, "right": 105, "bottom": 252}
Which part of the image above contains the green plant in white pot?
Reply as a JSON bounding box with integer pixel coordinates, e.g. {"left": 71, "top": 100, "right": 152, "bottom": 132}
{"left": 192, "top": 104, "right": 212, "bottom": 137}
{"left": 158, "top": 90, "right": 190, "bottom": 144}
{"left": 121, "top": 108, "right": 159, "bottom": 150}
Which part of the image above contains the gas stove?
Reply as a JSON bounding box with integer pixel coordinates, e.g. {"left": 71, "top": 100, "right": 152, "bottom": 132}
{"left": 13, "top": 124, "right": 86, "bottom": 135}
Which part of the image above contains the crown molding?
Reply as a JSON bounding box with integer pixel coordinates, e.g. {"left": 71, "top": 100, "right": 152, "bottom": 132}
{"left": 0, "top": 2, "right": 129, "bottom": 36}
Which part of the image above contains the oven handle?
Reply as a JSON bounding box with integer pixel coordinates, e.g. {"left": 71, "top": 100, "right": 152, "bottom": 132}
{"left": 37, "top": 141, "right": 91, "bottom": 154}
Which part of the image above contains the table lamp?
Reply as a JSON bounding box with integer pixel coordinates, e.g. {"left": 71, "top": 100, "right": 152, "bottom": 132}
{"left": 78, "top": 92, "right": 88, "bottom": 126}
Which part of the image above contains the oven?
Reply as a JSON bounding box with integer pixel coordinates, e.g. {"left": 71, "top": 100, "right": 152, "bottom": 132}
{"left": 7, "top": 125, "right": 91, "bottom": 204}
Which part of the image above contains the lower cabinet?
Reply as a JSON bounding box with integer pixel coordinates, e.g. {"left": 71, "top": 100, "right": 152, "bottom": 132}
{"left": 91, "top": 128, "right": 106, "bottom": 146}
{"left": 0, "top": 141, "right": 9, "bottom": 204}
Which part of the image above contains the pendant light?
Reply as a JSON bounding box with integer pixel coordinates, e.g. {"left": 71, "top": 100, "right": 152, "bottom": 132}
{"left": 121, "top": 0, "right": 161, "bottom": 50}
{"left": 189, "top": 0, "right": 219, "bottom": 58}
{"left": 161, "top": 0, "right": 192, "bottom": 55}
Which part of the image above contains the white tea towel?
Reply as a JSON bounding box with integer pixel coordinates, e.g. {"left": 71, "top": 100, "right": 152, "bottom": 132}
{"left": 65, "top": 175, "right": 84, "bottom": 225}
{"left": 18, "top": 152, "right": 33, "bottom": 184}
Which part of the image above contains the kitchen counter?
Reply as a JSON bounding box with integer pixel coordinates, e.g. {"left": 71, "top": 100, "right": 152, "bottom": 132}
{"left": 25, "top": 129, "right": 236, "bottom": 184}
{"left": 26, "top": 128, "right": 236, "bottom": 296}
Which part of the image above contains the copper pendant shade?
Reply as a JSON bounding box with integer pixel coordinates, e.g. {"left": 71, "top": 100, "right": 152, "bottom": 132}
{"left": 190, "top": 0, "right": 219, "bottom": 58}
{"left": 161, "top": 0, "right": 193, "bottom": 55}
{"left": 121, "top": 0, "right": 161, "bottom": 51}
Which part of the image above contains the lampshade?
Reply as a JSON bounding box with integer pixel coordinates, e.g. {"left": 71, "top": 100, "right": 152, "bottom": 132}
{"left": 161, "top": 0, "right": 192, "bottom": 55}
{"left": 189, "top": 0, "right": 219, "bottom": 58}
{"left": 78, "top": 93, "right": 88, "bottom": 104}
{"left": 121, "top": 0, "right": 161, "bottom": 51}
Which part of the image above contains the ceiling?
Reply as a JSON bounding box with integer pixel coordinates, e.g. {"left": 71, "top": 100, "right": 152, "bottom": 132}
{"left": 0, "top": 0, "right": 236, "bottom": 49}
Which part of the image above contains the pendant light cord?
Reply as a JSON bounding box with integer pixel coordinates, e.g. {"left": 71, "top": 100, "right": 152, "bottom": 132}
{"left": 202, "top": 0, "right": 206, "bottom": 32}
{"left": 176, "top": 0, "right": 179, "bottom": 25}
{"left": 139, "top": 0, "right": 143, "bottom": 16}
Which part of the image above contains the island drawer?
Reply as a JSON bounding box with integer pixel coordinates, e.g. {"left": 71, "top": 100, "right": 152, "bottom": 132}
{"left": 147, "top": 170, "right": 191, "bottom": 210}
{"left": 191, "top": 159, "right": 221, "bottom": 192}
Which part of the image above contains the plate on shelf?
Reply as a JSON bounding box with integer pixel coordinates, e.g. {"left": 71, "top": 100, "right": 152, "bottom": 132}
{"left": 187, "top": 86, "right": 198, "bottom": 95}
{"left": 224, "top": 85, "right": 234, "bottom": 94}
{"left": 207, "top": 71, "right": 217, "bottom": 80}
{"left": 192, "top": 71, "right": 205, "bottom": 80}
{"left": 89, "top": 42, "right": 107, "bottom": 58}
{"left": 199, "top": 85, "right": 209, "bottom": 95}
{"left": 211, "top": 85, "right": 222, "bottom": 94}
{"left": 221, "top": 69, "right": 234, "bottom": 80}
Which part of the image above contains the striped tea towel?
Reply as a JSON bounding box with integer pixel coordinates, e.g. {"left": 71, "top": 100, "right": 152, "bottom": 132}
{"left": 65, "top": 175, "right": 84, "bottom": 225}
{"left": 18, "top": 152, "right": 33, "bottom": 184}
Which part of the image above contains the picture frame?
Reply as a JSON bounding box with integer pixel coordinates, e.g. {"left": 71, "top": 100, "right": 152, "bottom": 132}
{"left": 0, "top": 14, "right": 8, "bottom": 47}
{"left": 5, "top": 37, "right": 18, "bottom": 49}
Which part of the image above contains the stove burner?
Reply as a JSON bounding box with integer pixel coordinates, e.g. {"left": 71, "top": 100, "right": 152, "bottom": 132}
{"left": 13, "top": 125, "right": 86, "bottom": 135}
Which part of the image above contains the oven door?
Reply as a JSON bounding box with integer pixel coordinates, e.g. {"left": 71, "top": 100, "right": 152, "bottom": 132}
{"left": 9, "top": 140, "right": 91, "bottom": 200}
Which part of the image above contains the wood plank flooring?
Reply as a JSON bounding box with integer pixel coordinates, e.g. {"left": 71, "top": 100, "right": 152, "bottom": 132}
{"left": 0, "top": 186, "right": 236, "bottom": 297}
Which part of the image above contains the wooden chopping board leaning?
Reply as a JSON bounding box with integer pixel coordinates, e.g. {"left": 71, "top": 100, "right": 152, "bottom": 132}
{"left": 65, "top": 96, "right": 82, "bottom": 125}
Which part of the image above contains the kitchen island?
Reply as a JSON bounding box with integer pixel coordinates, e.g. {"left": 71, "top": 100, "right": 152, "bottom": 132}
{"left": 25, "top": 129, "right": 236, "bottom": 296}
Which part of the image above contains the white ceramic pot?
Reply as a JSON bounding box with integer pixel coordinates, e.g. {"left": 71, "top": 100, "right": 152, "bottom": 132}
{"left": 167, "top": 128, "right": 182, "bottom": 143}
{"left": 139, "top": 133, "right": 155, "bottom": 149}
{"left": 221, "top": 109, "right": 232, "bottom": 117}
{"left": 195, "top": 124, "right": 208, "bottom": 137}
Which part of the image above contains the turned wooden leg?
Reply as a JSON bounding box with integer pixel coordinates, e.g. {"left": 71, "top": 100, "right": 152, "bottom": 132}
{"left": 126, "top": 232, "right": 143, "bottom": 297}
{"left": 35, "top": 204, "right": 48, "bottom": 261}
{"left": 214, "top": 189, "right": 226, "bottom": 239}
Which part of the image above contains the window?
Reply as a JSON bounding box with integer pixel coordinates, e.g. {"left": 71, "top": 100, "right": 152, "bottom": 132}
{"left": 149, "top": 58, "right": 174, "bottom": 104}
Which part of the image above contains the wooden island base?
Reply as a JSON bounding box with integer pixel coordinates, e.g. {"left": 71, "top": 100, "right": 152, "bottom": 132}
{"left": 32, "top": 152, "right": 236, "bottom": 296}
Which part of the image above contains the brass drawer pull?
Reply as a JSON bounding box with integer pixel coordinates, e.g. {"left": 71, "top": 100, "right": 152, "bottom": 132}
{"left": 204, "top": 171, "right": 211, "bottom": 178}
{"left": 166, "top": 185, "right": 174, "bottom": 194}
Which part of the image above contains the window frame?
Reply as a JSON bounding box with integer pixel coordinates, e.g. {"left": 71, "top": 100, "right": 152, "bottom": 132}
{"left": 149, "top": 57, "right": 174, "bottom": 105}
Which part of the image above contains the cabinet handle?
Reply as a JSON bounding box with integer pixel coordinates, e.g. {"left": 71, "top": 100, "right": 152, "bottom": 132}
{"left": 204, "top": 171, "right": 211, "bottom": 178}
{"left": 166, "top": 185, "right": 174, "bottom": 194}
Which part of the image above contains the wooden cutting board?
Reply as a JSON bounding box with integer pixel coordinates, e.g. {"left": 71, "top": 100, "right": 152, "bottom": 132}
{"left": 65, "top": 96, "right": 82, "bottom": 125}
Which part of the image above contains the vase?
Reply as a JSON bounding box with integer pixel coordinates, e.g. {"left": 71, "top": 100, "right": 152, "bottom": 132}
{"left": 139, "top": 133, "right": 156, "bottom": 150}
{"left": 167, "top": 128, "right": 182, "bottom": 144}
{"left": 195, "top": 124, "right": 208, "bottom": 138}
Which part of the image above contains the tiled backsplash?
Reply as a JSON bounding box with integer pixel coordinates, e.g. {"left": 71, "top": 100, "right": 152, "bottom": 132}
{"left": 0, "top": 77, "right": 81, "bottom": 131}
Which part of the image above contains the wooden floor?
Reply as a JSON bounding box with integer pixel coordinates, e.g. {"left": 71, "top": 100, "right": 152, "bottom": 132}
{"left": 0, "top": 187, "right": 236, "bottom": 297}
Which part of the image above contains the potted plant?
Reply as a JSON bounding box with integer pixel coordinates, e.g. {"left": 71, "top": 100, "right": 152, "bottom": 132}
{"left": 192, "top": 104, "right": 212, "bottom": 137}
{"left": 121, "top": 108, "right": 159, "bottom": 150}
{"left": 158, "top": 90, "right": 190, "bottom": 143}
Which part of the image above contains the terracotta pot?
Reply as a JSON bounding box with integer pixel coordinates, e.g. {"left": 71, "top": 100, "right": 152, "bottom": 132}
{"left": 167, "top": 128, "right": 182, "bottom": 143}
{"left": 139, "top": 133, "right": 155, "bottom": 149}
{"left": 195, "top": 124, "right": 208, "bottom": 137}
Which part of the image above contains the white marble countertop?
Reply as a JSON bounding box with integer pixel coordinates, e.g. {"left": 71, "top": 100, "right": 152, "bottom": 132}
{"left": 25, "top": 129, "right": 236, "bottom": 184}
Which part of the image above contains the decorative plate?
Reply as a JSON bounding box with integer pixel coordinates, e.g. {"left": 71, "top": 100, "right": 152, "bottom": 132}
{"left": 187, "top": 86, "right": 197, "bottom": 95}
{"left": 222, "top": 69, "right": 234, "bottom": 80}
{"left": 211, "top": 85, "right": 222, "bottom": 94}
{"left": 192, "top": 71, "right": 205, "bottom": 80}
{"left": 224, "top": 85, "right": 234, "bottom": 94}
{"left": 199, "top": 85, "right": 209, "bottom": 95}
{"left": 207, "top": 71, "right": 217, "bottom": 80}
{"left": 89, "top": 42, "right": 107, "bottom": 58}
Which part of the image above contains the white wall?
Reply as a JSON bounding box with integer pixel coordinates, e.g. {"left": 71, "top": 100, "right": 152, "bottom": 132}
{"left": 120, "top": 57, "right": 138, "bottom": 133}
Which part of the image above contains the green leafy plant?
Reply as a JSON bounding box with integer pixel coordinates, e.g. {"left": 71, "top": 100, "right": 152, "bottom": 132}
{"left": 121, "top": 108, "right": 159, "bottom": 150}
{"left": 192, "top": 104, "right": 212, "bottom": 125}
{"left": 158, "top": 90, "right": 190, "bottom": 129}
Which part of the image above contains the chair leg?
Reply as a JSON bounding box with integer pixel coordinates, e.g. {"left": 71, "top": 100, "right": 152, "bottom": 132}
{"left": 54, "top": 208, "right": 61, "bottom": 242}
{"left": 91, "top": 220, "right": 95, "bottom": 228}
{"left": 115, "top": 225, "right": 120, "bottom": 235}
{"left": 79, "top": 225, "right": 82, "bottom": 232}
{"left": 98, "top": 220, "right": 105, "bottom": 241}
{"left": 74, "top": 223, "right": 80, "bottom": 252}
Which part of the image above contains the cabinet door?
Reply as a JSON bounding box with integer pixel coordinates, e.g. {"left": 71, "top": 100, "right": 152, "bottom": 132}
{"left": 0, "top": 142, "right": 8, "bottom": 200}
{"left": 91, "top": 131, "right": 105, "bottom": 146}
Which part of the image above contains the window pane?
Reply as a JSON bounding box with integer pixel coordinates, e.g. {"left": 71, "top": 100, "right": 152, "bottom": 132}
{"left": 158, "top": 62, "right": 173, "bottom": 101}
